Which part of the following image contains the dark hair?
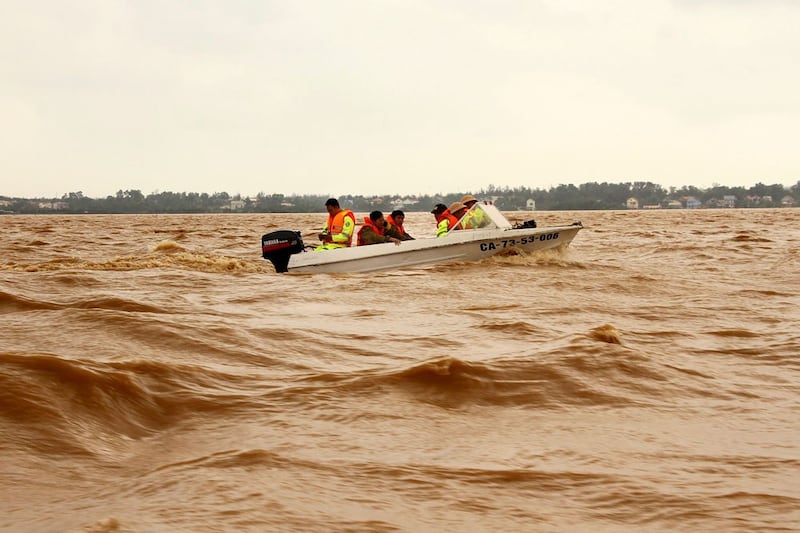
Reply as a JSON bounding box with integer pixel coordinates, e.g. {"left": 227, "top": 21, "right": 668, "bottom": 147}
{"left": 390, "top": 210, "right": 404, "bottom": 218}
{"left": 430, "top": 203, "right": 446, "bottom": 214}
{"left": 369, "top": 210, "right": 383, "bottom": 222}
{"left": 325, "top": 198, "right": 339, "bottom": 208}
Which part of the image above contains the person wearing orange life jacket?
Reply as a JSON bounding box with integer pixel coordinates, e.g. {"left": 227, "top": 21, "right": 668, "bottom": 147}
{"left": 431, "top": 203, "right": 459, "bottom": 237}
{"left": 386, "top": 210, "right": 414, "bottom": 241}
{"left": 357, "top": 210, "right": 403, "bottom": 246}
{"left": 315, "top": 198, "right": 355, "bottom": 251}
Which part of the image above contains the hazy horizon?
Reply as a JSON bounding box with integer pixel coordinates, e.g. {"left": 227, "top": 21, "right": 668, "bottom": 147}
{"left": 2, "top": 1, "right": 798, "bottom": 198}
{"left": 2, "top": 178, "right": 799, "bottom": 201}
{"left": 3, "top": 179, "right": 797, "bottom": 202}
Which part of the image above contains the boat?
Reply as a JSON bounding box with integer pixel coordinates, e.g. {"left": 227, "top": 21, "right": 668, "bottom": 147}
{"left": 261, "top": 203, "right": 582, "bottom": 274}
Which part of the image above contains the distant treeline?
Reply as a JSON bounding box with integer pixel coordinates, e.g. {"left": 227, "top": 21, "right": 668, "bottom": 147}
{"left": 2, "top": 181, "right": 798, "bottom": 214}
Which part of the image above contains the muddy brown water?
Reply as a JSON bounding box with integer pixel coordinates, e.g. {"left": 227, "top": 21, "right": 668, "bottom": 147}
{"left": 1, "top": 209, "right": 798, "bottom": 532}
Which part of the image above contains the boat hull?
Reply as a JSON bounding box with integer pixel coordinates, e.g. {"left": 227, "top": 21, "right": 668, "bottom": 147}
{"left": 287, "top": 224, "right": 582, "bottom": 274}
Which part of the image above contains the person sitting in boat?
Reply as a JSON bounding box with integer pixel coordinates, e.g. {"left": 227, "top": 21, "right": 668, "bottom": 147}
{"left": 316, "top": 198, "right": 355, "bottom": 251}
{"left": 460, "top": 194, "right": 490, "bottom": 229}
{"left": 357, "top": 211, "right": 403, "bottom": 246}
{"left": 387, "top": 210, "right": 414, "bottom": 240}
{"left": 431, "top": 203, "right": 459, "bottom": 237}
{"left": 449, "top": 202, "right": 468, "bottom": 229}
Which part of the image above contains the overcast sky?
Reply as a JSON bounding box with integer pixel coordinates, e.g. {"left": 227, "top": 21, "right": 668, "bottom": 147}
{"left": 2, "top": 0, "right": 799, "bottom": 198}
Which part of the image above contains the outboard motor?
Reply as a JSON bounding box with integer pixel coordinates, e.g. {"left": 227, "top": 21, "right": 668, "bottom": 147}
{"left": 513, "top": 219, "right": 537, "bottom": 229}
{"left": 261, "top": 230, "right": 305, "bottom": 273}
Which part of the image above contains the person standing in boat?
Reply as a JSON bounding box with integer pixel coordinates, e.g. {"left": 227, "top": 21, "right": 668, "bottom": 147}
{"left": 460, "top": 194, "right": 490, "bottom": 229}
{"left": 316, "top": 198, "right": 355, "bottom": 251}
{"left": 386, "top": 210, "right": 414, "bottom": 240}
{"left": 431, "top": 203, "right": 459, "bottom": 237}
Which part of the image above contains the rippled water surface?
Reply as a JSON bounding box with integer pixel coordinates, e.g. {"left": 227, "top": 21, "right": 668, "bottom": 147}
{"left": 1, "top": 209, "right": 799, "bottom": 532}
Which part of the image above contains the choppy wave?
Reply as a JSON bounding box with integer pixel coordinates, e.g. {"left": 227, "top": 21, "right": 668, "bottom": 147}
{"left": 0, "top": 290, "right": 167, "bottom": 314}
{"left": 0, "top": 352, "right": 260, "bottom": 457}
{"left": 272, "top": 331, "right": 738, "bottom": 410}
{"left": 2, "top": 250, "right": 267, "bottom": 273}
{"left": 732, "top": 233, "right": 774, "bottom": 243}
{"left": 0, "top": 322, "right": 736, "bottom": 460}
{"left": 486, "top": 246, "right": 588, "bottom": 269}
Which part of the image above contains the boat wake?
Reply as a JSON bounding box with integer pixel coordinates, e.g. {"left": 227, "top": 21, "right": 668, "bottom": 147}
{"left": 2, "top": 249, "right": 266, "bottom": 273}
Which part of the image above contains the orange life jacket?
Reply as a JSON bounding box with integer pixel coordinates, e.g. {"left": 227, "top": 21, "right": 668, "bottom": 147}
{"left": 387, "top": 215, "right": 407, "bottom": 236}
{"left": 435, "top": 210, "right": 459, "bottom": 230}
{"left": 325, "top": 209, "right": 355, "bottom": 246}
{"left": 356, "top": 216, "right": 385, "bottom": 246}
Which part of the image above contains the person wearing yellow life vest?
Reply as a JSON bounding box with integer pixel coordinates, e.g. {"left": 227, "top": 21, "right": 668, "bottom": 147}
{"left": 357, "top": 210, "right": 403, "bottom": 246}
{"left": 315, "top": 198, "right": 355, "bottom": 251}
{"left": 460, "top": 194, "right": 490, "bottom": 229}
{"left": 387, "top": 210, "right": 414, "bottom": 241}
{"left": 431, "top": 203, "right": 460, "bottom": 237}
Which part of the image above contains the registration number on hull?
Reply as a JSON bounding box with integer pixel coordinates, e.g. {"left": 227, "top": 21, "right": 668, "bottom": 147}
{"left": 479, "top": 233, "right": 559, "bottom": 252}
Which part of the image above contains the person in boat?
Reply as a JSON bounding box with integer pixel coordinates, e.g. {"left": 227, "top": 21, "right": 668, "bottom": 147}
{"left": 449, "top": 202, "right": 468, "bottom": 229}
{"left": 431, "top": 203, "right": 459, "bottom": 237}
{"left": 357, "top": 211, "right": 403, "bottom": 246}
{"left": 316, "top": 198, "right": 355, "bottom": 251}
{"left": 460, "top": 194, "right": 490, "bottom": 229}
{"left": 386, "top": 210, "right": 414, "bottom": 240}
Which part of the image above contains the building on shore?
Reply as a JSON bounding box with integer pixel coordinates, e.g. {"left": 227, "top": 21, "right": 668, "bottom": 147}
{"left": 36, "top": 201, "right": 68, "bottom": 210}
{"left": 392, "top": 197, "right": 420, "bottom": 209}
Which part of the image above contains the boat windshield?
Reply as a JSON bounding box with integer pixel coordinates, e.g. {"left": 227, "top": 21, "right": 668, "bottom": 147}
{"left": 455, "top": 204, "right": 499, "bottom": 231}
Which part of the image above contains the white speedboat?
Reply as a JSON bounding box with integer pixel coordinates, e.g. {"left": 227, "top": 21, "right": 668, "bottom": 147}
{"left": 261, "top": 203, "right": 582, "bottom": 274}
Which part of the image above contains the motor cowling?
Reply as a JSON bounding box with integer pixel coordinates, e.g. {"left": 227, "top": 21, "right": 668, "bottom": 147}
{"left": 513, "top": 219, "right": 537, "bottom": 229}
{"left": 261, "top": 230, "right": 304, "bottom": 273}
